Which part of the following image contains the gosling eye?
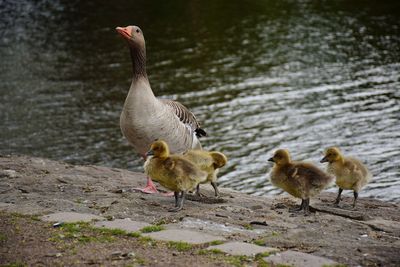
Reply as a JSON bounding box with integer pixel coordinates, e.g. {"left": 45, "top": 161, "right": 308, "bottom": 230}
{"left": 136, "top": 29, "right": 140, "bottom": 33}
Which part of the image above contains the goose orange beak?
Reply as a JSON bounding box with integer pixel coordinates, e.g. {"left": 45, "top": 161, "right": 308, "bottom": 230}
{"left": 116, "top": 26, "right": 133, "bottom": 40}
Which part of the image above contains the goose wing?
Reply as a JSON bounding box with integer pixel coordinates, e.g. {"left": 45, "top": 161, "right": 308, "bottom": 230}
{"left": 161, "top": 99, "right": 207, "bottom": 137}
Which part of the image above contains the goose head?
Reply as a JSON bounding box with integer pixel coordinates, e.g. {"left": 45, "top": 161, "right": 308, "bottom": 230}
{"left": 146, "top": 140, "right": 170, "bottom": 159}
{"left": 116, "top": 25, "right": 147, "bottom": 77}
{"left": 268, "top": 149, "right": 291, "bottom": 165}
{"left": 116, "top": 25, "right": 145, "bottom": 49}
{"left": 321, "top": 147, "right": 342, "bottom": 163}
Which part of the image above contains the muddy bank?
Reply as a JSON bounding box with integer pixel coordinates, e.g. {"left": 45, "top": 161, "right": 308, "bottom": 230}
{"left": 1, "top": 155, "right": 399, "bottom": 266}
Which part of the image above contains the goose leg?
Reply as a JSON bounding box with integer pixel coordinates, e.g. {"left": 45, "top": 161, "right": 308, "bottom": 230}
{"left": 133, "top": 176, "right": 159, "bottom": 194}
{"left": 211, "top": 181, "right": 220, "bottom": 197}
{"left": 353, "top": 191, "right": 358, "bottom": 208}
{"left": 134, "top": 155, "right": 173, "bottom": 195}
{"left": 334, "top": 188, "right": 343, "bottom": 206}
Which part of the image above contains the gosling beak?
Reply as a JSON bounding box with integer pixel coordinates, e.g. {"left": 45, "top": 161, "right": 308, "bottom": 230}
{"left": 146, "top": 150, "right": 154, "bottom": 157}
{"left": 320, "top": 156, "right": 328, "bottom": 163}
{"left": 268, "top": 157, "right": 274, "bottom": 163}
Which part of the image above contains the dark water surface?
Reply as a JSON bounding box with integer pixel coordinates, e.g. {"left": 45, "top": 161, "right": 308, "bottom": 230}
{"left": 1, "top": 0, "right": 400, "bottom": 202}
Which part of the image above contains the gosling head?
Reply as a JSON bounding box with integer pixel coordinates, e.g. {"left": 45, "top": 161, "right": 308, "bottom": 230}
{"left": 146, "top": 140, "right": 170, "bottom": 158}
{"left": 268, "top": 149, "right": 291, "bottom": 165}
{"left": 320, "top": 147, "right": 342, "bottom": 163}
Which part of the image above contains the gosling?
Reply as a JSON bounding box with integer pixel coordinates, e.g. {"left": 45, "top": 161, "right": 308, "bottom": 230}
{"left": 183, "top": 149, "right": 227, "bottom": 197}
{"left": 144, "top": 140, "right": 207, "bottom": 212}
{"left": 321, "top": 147, "right": 372, "bottom": 208}
{"left": 268, "top": 149, "right": 334, "bottom": 215}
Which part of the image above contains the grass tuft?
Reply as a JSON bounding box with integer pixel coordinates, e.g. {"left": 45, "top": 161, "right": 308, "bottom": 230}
{"left": 1, "top": 262, "right": 27, "bottom": 267}
{"left": 167, "top": 241, "right": 193, "bottom": 251}
{"left": 253, "top": 239, "right": 265, "bottom": 246}
{"left": 140, "top": 225, "right": 165, "bottom": 233}
{"left": 209, "top": 240, "right": 224, "bottom": 246}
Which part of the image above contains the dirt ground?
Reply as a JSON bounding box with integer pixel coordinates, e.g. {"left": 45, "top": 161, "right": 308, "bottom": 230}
{"left": 1, "top": 155, "right": 400, "bottom": 266}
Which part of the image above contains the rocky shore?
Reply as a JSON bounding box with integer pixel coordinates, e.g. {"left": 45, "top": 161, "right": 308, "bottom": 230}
{"left": 1, "top": 155, "right": 399, "bottom": 266}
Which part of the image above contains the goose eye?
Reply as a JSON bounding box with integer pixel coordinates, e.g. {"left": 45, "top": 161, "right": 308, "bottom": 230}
{"left": 136, "top": 29, "right": 140, "bottom": 33}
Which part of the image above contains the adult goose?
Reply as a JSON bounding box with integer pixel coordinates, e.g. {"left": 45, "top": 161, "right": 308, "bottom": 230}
{"left": 116, "top": 25, "right": 206, "bottom": 193}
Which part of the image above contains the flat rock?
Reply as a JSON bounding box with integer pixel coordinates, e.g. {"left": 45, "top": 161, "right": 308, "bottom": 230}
{"left": 264, "top": 250, "right": 338, "bottom": 267}
{"left": 143, "top": 229, "right": 225, "bottom": 244}
{"left": 207, "top": 241, "right": 279, "bottom": 256}
{"left": 363, "top": 218, "right": 400, "bottom": 236}
{"left": 41, "top": 212, "right": 105, "bottom": 223}
{"left": 94, "top": 218, "right": 150, "bottom": 232}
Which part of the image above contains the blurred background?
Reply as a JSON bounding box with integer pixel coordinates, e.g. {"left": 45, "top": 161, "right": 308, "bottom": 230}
{"left": 1, "top": 0, "right": 399, "bottom": 202}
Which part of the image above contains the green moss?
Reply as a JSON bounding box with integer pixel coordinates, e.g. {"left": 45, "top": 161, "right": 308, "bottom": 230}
{"left": 154, "top": 219, "right": 167, "bottom": 225}
{"left": 257, "top": 259, "right": 270, "bottom": 267}
{"left": 209, "top": 240, "right": 224, "bottom": 246}
{"left": 167, "top": 241, "right": 193, "bottom": 251}
{"left": 253, "top": 239, "right": 265, "bottom": 246}
{"left": 197, "top": 249, "right": 209, "bottom": 255}
{"left": 138, "top": 236, "right": 157, "bottom": 247}
{"left": 1, "top": 262, "right": 27, "bottom": 267}
{"left": 243, "top": 223, "right": 254, "bottom": 230}
{"left": 127, "top": 232, "right": 141, "bottom": 238}
{"left": 138, "top": 236, "right": 153, "bottom": 242}
{"left": 209, "top": 248, "right": 224, "bottom": 254}
{"left": 226, "top": 255, "right": 250, "bottom": 267}
{"left": 134, "top": 256, "right": 147, "bottom": 265}
{"left": 0, "top": 232, "right": 6, "bottom": 242}
{"left": 255, "top": 252, "right": 271, "bottom": 260}
{"left": 91, "top": 227, "right": 127, "bottom": 236}
{"left": 140, "top": 225, "right": 165, "bottom": 233}
{"left": 50, "top": 222, "right": 119, "bottom": 244}
{"left": 271, "top": 231, "right": 280, "bottom": 237}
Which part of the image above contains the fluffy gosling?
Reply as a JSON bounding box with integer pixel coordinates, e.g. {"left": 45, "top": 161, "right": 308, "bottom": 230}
{"left": 183, "top": 149, "right": 227, "bottom": 197}
{"left": 144, "top": 140, "right": 207, "bottom": 212}
{"left": 268, "top": 149, "right": 334, "bottom": 215}
{"left": 321, "top": 147, "right": 372, "bottom": 208}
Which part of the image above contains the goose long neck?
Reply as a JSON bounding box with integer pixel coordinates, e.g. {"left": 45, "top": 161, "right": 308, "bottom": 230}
{"left": 129, "top": 45, "right": 147, "bottom": 80}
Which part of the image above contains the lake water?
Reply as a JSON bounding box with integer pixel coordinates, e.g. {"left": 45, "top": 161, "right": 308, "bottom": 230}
{"left": 1, "top": 0, "right": 399, "bottom": 202}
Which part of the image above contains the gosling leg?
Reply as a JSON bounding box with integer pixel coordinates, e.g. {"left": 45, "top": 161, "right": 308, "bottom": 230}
{"left": 211, "top": 181, "right": 220, "bottom": 197}
{"left": 168, "top": 191, "right": 186, "bottom": 212}
{"left": 289, "top": 199, "right": 305, "bottom": 212}
{"left": 334, "top": 188, "right": 343, "bottom": 206}
{"left": 173, "top": 191, "right": 179, "bottom": 207}
{"left": 195, "top": 184, "right": 206, "bottom": 198}
{"left": 353, "top": 191, "right": 359, "bottom": 208}
{"left": 195, "top": 184, "right": 201, "bottom": 197}
{"left": 303, "top": 198, "right": 310, "bottom": 216}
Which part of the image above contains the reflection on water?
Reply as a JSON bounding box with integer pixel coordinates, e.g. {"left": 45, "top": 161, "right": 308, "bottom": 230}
{"left": 1, "top": 0, "right": 399, "bottom": 202}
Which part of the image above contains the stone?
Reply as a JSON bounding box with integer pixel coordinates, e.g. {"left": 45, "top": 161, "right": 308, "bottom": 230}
{"left": 143, "top": 229, "right": 225, "bottom": 244}
{"left": 207, "top": 242, "right": 279, "bottom": 256}
{"left": 0, "top": 169, "right": 18, "bottom": 178}
{"left": 41, "top": 212, "right": 104, "bottom": 223}
{"left": 364, "top": 219, "right": 400, "bottom": 235}
{"left": 94, "top": 218, "right": 150, "bottom": 232}
{"left": 264, "top": 250, "right": 338, "bottom": 267}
